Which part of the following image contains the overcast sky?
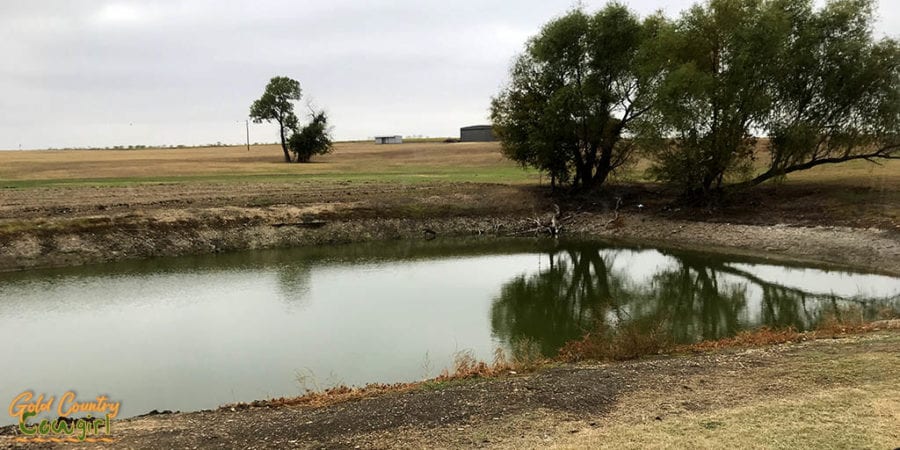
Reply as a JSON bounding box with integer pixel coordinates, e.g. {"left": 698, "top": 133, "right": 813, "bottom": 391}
{"left": 2, "top": 0, "right": 898, "bottom": 150}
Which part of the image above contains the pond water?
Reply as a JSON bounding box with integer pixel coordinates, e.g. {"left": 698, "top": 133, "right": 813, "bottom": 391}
{"left": 1, "top": 238, "right": 898, "bottom": 424}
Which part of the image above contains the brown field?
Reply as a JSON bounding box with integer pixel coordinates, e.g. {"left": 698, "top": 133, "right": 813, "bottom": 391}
{"left": 0, "top": 142, "right": 528, "bottom": 183}
{"left": 0, "top": 140, "right": 895, "bottom": 187}
{"left": 0, "top": 141, "right": 897, "bottom": 231}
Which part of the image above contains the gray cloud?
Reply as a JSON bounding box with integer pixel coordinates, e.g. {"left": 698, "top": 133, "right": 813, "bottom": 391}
{"left": 1, "top": 0, "right": 897, "bottom": 149}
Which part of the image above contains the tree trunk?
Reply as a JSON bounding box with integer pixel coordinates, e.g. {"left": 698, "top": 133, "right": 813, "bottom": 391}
{"left": 728, "top": 148, "right": 899, "bottom": 192}
{"left": 589, "top": 144, "right": 615, "bottom": 188}
{"left": 278, "top": 122, "right": 291, "bottom": 163}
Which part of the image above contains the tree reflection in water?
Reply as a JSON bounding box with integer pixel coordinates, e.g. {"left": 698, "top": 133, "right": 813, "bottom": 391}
{"left": 491, "top": 242, "right": 900, "bottom": 356}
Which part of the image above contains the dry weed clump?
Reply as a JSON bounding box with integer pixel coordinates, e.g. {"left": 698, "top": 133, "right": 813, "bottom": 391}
{"left": 558, "top": 307, "right": 900, "bottom": 362}
{"left": 434, "top": 340, "right": 548, "bottom": 381}
{"left": 558, "top": 320, "right": 673, "bottom": 363}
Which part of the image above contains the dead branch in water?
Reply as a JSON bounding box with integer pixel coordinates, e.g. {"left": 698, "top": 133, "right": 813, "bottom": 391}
{"left": 605, "top": 198, "right": 623, "bottom": 228}
{"left": 508, "top": 204, "right": 569, "bottom": 237}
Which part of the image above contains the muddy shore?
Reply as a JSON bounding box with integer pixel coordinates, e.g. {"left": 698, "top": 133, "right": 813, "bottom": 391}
{"left": 1, "top": 206, "right": 898, "bottom": 276}
{"left": 1, "top": 180, "right": 897, "bottom": 275}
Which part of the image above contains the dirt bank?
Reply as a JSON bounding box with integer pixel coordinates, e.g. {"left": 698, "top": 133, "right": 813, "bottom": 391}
{"left": 1, "top": 180, "right": 897, "bottom": 274}
{"left": 2, "top": 330, "right": 897, "bottom": 449}
{"left": 2, "top": 205, "right": 898, "bottom": 276}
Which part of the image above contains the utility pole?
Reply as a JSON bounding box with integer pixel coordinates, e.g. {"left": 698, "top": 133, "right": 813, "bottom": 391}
{"left": 245, "top": 119, "right": 250, "bottom": 152}
{"left": 238, "top": 120, "right": 251, "bottom": 151}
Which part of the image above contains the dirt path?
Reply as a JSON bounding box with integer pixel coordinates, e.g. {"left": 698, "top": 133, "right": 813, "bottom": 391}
{"left": 3, "top": 331, "right": 896, "bottom": 449}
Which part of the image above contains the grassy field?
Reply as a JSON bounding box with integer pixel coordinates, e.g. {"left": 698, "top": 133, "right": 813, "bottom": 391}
{"left": 1, "top": 141, "right": 896, "bottom": 188}
{"left": 0, "top": 142, "right": 538, "bottom": 188}
{"left": 0, "top": 141, "right": 897, "bottom": 230}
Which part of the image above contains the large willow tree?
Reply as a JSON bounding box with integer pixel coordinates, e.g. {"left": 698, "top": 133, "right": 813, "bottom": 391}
{"left": 642, "top": 0, "right": 899, "bottom": 197}
{"left": 490, "top": 4, "right": 661, "bottom": 191}
{"left": 749, "top": 0, "right": 900, "bottom": 188}
{"left": 497, "top": 0, "right": 898, "bottom": 197}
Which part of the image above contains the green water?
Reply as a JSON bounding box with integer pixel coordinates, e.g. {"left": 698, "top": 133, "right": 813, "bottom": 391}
{"left": 1, "top": 238, "right": 897, "bottom": 423}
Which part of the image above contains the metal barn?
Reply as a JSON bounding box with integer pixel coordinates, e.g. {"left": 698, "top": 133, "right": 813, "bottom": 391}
{"left": 374, "top": 135, "right": 403, "bottom": 144}
{"left": 460, "top": 125, "right": 495, "bottom": 142}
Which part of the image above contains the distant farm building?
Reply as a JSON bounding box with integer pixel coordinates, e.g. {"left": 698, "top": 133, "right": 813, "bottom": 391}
{"left": 374, "top": 135, "right": 403, "bottom": 144}
{"left": 460, "top": 125, "right": 495, "bottom": 142}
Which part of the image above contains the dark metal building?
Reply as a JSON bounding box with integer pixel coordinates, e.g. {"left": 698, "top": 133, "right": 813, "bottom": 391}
{"left": 460, "top": 125, "right": 495, "bottom": 142}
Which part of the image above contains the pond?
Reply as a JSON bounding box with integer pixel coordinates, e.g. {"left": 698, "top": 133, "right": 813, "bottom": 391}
{"left": 1, "top": 238, "right": 898, "bottom": 424}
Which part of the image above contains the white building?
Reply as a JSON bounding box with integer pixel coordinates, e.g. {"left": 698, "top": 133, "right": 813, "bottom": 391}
{"left": 374, "top": 135, "right": 403, "bottom": 145}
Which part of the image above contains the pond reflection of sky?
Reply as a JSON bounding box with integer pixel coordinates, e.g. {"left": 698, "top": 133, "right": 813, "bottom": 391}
{"left": 0, "top": 239, "right": 897, "bottom": 424}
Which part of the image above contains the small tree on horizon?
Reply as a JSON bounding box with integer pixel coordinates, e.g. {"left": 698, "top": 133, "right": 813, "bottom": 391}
{"left": 288, "top": 110, "right": 333, "bottom": 163}
{"left": 250, "top": 76, "right": 302, "bottom": 163}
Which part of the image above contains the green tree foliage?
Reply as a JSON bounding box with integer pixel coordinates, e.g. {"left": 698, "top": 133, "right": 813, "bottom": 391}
{"left": 288, "top": 111, "right": 333, "bottom": 163}
{"left": 250, "top": 76, "right": 302, "bottom": 163}
{"left": 640, "top": 0, "right": 783, "bottom": 197}
{"left": 498, "top": 0, "right": 898, "bottom": 197}
{"left": 491, "top": 4, "right": 660, "bottom": 191}
{"left": 749, "top": 0, "right": 900, "bottom": 188}
{"left": 642, "top": 0, "right": 899, "bottom": 197}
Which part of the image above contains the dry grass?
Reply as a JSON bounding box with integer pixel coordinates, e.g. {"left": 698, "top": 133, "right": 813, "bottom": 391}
{"left": 1, "top": 141, "right": 897, "bottom": 231}
{"left": 224, "top": 382, "right": 422, "bottom": 410}
{"left": 0, "top": 142, "right": 529, "bottom": 183}
{"left": 558, "top": 320, "right": 674, "bottom": 363}
{"left": 221, "top": 341, "right": 549, "bottom": 412}
{"left": 1, "top": 141, "right": 895, "bottom": 188}
{"left": 352, "top": 331, "right": 900, "bottom": 449}
{"left": 675, "top": 321, "right": 897, "bottom": 354}
{"left": 437, "top": 340, "right": 547, "bottom": 380}
{"left": 544, "top": 333, "right": 900, "bottom": 450}
{"left": 549, "top": 383, "right": 900, "bottom": 449}
{"left": 218, "top": 316, "right": 900, "bottom": 416}
{"left": 559, "top": 309, "right": 900, "bottom": 363}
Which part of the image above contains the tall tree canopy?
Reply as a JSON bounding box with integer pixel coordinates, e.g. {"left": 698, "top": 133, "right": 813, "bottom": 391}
{"left": 491, "top": 4, "right": 660, "bottom": 191}
{"left": 642, "top": 0, "right": 899, "bottom": 197}
{"left": 250, "top": 76, "right": 302, "bottom": 163}
{"left": 640, "top": 0, "right": 776, "bottom": 197}
{"left": 496, "top": 0, "right": 898, "bottom": 198}
{"left": 750, "top": 0, "right": 900, "bottom": 188}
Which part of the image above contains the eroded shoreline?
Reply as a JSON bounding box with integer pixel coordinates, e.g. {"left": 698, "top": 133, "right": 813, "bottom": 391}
{"left": 2, "top": 207, "right": 898, "bottom": 276}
